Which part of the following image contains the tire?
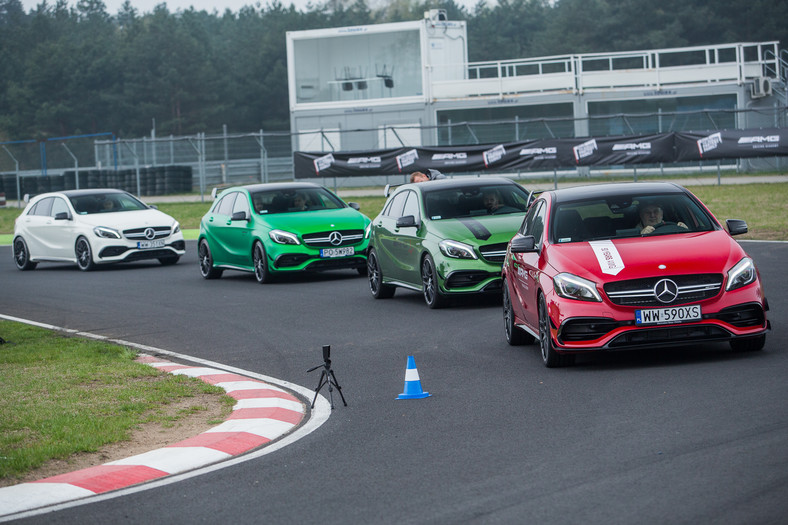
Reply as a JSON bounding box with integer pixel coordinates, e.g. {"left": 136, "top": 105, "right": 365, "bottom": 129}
{"left": 158, "top": 256, "right": 180, "bottom": 266}
{"left": 503, "top": 280, "right": 533, "bottom": 345}
{"left": 198, "top": 239, "right": 223, "bottom": 279}
{"left": 253, "top": 241, "right": 271, "bottom": 284}
{"left": 421, "top": 254, "right": 446, "bottom": 309}
{"left": 367, "top": 248, "right": 395, "bottom": 299}
{"left": 730, "top": 334, "right": 766, "bottom": 352}
{"left": 13, "top": 237, "right": 37, "bottom": 271}
{"left": 538, "top": 294, "right": 574, "bottom": 367}
{"left": 75, "top": 236, "right": 96, "bottom": 271}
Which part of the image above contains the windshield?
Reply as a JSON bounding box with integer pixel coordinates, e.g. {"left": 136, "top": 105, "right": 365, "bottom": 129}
{"left": 423, "top": 184, "right": 529, "bottom": 220}
{"left": 552, "top": 193, "right": 715, "bottom": 243}
{"left": 69, "top": 192, "right": 148, "bottom": 214}
{"left": 250, "top": 187, "right": 345, "bottom": 215}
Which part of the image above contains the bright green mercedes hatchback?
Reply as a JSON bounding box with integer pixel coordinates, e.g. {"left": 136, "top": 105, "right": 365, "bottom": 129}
{"left": 198, "top": 182, "right": 371, "bottom": 283}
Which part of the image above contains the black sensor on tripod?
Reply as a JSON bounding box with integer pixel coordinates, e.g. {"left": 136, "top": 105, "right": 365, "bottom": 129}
{"left": 322, "top": 344, "right": 330, "bottom": 363}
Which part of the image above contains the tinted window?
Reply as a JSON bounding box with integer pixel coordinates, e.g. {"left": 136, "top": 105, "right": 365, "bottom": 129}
{"left": 552, "top": 192, "right": 714, "bottom": 243}
{"left": 520, "top": 199, "right": 545, "bottom": 246}
{"left": 402, "top": 191, "right": 420, "bottom": 221}
{"left": 29, "top": 198, "right": 53, "bottom": 216}
{"left": 232, "top": 192, "right": 250, "bottom": 216}
{"left": 214, "top": 193, "right": 237, "bottom": 216}
{"left": 70, "top": 192, "right": 147, "bottom": 214}
{"left": 51, "top": 197, "right": 69, "bottom": 217}
{"left": 423, "top": 183, "right": 529, "bottom": 220}
{"left": 249, "top": 187, "right": 345, "bottom": 215}
{"left": 384, "top": 191, "right": 409, "bottom": 219}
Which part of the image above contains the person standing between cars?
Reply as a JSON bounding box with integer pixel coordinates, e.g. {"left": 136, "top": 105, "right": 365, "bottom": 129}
{"left": 410, "top": 169, "right": 446, "bottom": 182}
{"left": 637, "top": 201, "right": 687, "bottom": 234}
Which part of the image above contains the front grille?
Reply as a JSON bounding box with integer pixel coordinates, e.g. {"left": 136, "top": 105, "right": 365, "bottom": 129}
{"left": 305, "top": 257, "right": 365, "bottom": 272}
{"left": 479, "top": 242, "right": 508, "bottom": 263}
{"left": 604, "top": 274, "right": 723, "bottom": 307}
{"left": 608, "top": 324, "right": 730, "bottom": 348}
{"left": 302, "top": 230, "right": 365, "bottom": 247}
{"left": 123, "top": 226, "right": 172, "bottom": 240}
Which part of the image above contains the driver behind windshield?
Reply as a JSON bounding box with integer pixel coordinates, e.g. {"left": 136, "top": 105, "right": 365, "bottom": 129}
{"left": 637, "top": 200, "right": 688, "bottom": 234}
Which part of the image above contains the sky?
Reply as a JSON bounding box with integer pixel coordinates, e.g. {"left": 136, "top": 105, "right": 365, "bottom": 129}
{"left": 19, "top": 0, "right": 483, "bottom": 15}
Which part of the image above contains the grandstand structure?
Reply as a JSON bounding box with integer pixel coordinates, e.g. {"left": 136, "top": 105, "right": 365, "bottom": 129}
{"left": 286, "top": 11, "right": 785, "bottom": 154}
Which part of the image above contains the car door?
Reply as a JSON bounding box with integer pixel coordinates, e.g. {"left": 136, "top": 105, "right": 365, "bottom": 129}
{"left": 374, "top": 190, "right": 408, "bottom": 279}
{"left": 19, "top": 197, "right": 54, "bottom": 256}
{"left": 393, "top": 190, "right": 425, "bottom": 287}
{"left": 33, "top": 197, "right": 75, "bottom": 259}
{"left": 205, "top": 192, "right": 239, "bottom": 265}
{"left": 509, "top": 199, "right": 547, "bottom": 330}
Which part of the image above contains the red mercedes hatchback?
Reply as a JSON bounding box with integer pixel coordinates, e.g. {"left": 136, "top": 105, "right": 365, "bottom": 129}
{"left": 502, "top": 182, "right": 770, "bottom": 367}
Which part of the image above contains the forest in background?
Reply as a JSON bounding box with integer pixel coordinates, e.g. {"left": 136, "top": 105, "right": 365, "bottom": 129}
{"left": 1, "top": 0, "right": 785, "bottom": 141}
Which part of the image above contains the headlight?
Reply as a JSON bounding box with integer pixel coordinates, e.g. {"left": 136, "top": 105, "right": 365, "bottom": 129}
{"left": 93, "top": 226, "right": 121, "bottom": 239}
{"left": 439, "top": 239, "right": 477, "bottom": 259}
{"left": 173, "top": 222, "right": 181, "bottom": 234}
{"left": 364, "top": 222, "right": 372, "bottom": 239}
{"left": 269, "top": 229, "right": 300, "bottom": 245}
{"left": 726, "top": 257, "right": 756, "bottom": 291}
{"left": 553, "top": 272, "right": 602, "bottom": 302}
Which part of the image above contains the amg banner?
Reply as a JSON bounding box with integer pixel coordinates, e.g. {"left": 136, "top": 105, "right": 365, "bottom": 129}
{"left": 674, "top": 128, "right": 788, "bottom": 161}
{"left": 293, "top": 129, "right": 787, "bottom": 179}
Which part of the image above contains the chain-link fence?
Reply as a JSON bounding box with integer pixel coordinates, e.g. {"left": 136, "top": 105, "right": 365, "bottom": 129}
{"left": 1, "top": 105, "right": 787, "bottom": 204}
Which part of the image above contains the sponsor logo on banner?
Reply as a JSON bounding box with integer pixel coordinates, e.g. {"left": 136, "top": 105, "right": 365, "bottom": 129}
{"left": 697, "top": 132, "right": 722, "bottom": 157}
{"left": 347, "top": 156, "right": 381, "bottom": 169}
{"left": 573, "top": 139, "right": 598, "bottom": 163}
{"left": 588, "top": 240, "right": 625, "bottom": 276}
{"left": 612, "top": 142, "right": 652, "bottom": 156}
{"left": 432, "top": 152, "right": 468, "bottom": 166}
{"left": 396, "top": 149, "right": 419, "bottom": 172}
{"left": 313, "top": 153, "right": 335, "bottom": 174}
{"left": 483, "top": 145, "right": 506, "bottom": 167}
{"left": 520, "top": 147, "right": 557, "bottom": 159}
{"left": 738, "top": 135, "right": 780, "bottom": 149}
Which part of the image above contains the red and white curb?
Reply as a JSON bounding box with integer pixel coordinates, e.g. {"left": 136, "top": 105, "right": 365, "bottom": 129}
{"left": 0, "top": 314, "right": 329, "bottom": 521}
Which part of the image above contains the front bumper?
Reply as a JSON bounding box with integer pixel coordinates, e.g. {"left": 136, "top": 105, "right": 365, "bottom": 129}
{"left": 96, "top": 238, "right": 186, "bottom": 263}
{"left": 270, "top": 242, "right": 369, "bottom": 272}
{"left": 547, "top": 284, "right": 769, "bottom": 353}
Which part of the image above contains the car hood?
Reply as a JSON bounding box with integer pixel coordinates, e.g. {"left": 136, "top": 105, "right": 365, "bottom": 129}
{"left": 77, "top": 209, "right": 177, "bottom": 228}
{"left": 545, "top": 230, "right": 746, "bottom": 281}
{"left": 258, "top": 207, "right": 370, "bottom": 233}
{"left": 429, "top": 214, "right": 524, "bottom": 245}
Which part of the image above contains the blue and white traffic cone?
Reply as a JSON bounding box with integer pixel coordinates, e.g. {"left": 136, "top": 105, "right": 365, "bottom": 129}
{"left": 397, "top": 355, "right": 431, "bottom": 399}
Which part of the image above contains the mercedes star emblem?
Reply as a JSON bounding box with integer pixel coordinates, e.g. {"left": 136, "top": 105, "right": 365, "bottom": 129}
{"left": 328, "top": 231, "right": 343, "bottom": 246}
{"left": 654, "top": 278, "right": 679, "bottom": 303}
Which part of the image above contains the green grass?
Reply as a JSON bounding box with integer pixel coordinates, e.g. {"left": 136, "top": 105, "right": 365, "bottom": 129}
{"left": 1, "top": 182, "right": 785, "bottom": 241}
{"left": 0, "top": 320, "right": 234, "bottom": 482}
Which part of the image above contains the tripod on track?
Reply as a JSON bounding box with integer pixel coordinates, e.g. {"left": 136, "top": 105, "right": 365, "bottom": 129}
{"left": 307, "top": 345, "right": 347, "bottom": 409}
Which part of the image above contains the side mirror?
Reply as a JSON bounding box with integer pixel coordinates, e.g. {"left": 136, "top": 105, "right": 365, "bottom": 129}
{"left": 231, "top": 210, "right": 250, "bottom": 222}
{"left": 348, "top": 202, "right": 360, "bottom": 211}
{"left": 396, "top": 215, "right": 418, "bottom": 228}
{"left": 54, "top": 212, "right": 71, "bottom": 221}
{"left": 510, "top": 234, "right": 537, "bottom": 253}
{"left": 726, "top": 219, "right": 748, "bottom": 236}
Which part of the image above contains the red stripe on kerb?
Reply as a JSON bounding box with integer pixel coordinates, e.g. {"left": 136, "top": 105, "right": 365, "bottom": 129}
{"left": 168, "top": 432, "right": 271, "bottom": 455}
{"left": 32, "top": 465, "right": 168, "bottom": 493}
{"left": 228, "top": 407, "right": 303, "bottom": 425}
{"left": 200, "top": 373, "right": 251, "bottom": 385}
{"left": 227, "top": 389, "right": 298, "bottom": 402}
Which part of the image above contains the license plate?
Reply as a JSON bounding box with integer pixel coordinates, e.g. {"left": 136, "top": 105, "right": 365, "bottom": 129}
{"left": 635, "top": 305, "right": 702, "bottom": 325}
{"left": 137, "top": 240, "right": 165, "bottom": 249}
{"left": 320, "top": 247, "right": 354, "bottom": 258}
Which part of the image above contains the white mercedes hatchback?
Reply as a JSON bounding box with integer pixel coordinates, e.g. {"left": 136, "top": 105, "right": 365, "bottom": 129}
{"left": 13, "top": 189, "right": 185, "bottom": 271}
